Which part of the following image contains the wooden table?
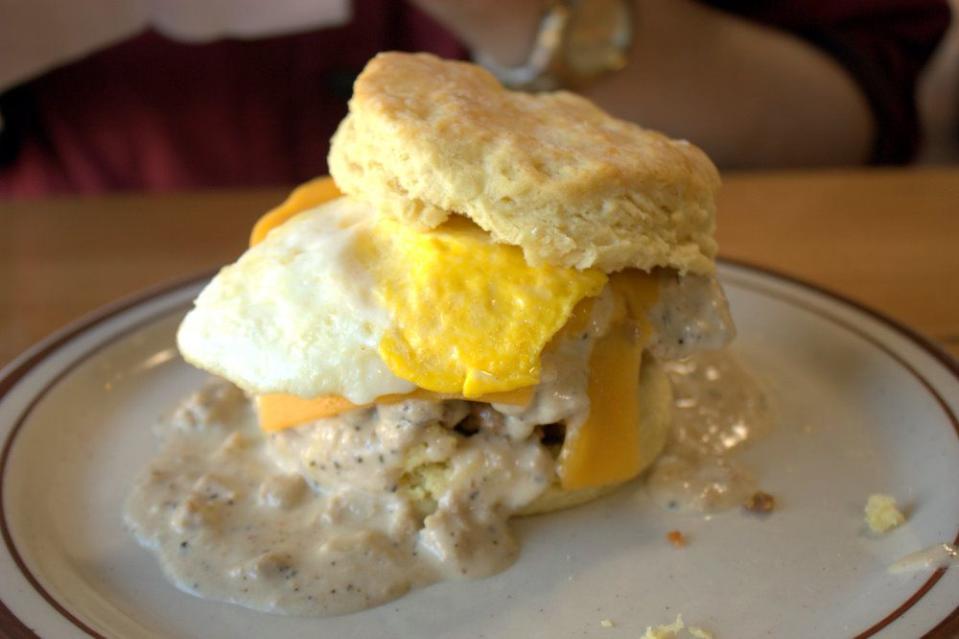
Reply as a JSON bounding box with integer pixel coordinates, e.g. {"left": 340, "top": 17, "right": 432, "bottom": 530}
{"left": 1, "top": 167, "right": 957, "bottom": 367}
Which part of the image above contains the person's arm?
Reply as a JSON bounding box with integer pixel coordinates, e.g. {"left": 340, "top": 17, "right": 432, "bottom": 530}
{"left": 412, "top": 0, "right": 874, "bottom": 168}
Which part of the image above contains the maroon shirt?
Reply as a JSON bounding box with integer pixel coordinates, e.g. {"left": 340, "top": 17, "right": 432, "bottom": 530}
{"left": 0, "top": 0, "right": 949, "bottom": 196}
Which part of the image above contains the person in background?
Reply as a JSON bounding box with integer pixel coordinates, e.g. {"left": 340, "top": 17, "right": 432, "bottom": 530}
{"left": 0, "top": 0, "right": 950, "bottom": 196}
{"left": 919, "top": 0, "right": 959, "bottom": 163}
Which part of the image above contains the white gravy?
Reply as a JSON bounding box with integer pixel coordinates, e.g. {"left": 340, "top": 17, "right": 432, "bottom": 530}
{"left": 125, "top": 381, "right": 556, "bottom": 615}
{"left": 646, "top": 351, "right": 773, "bottom": 513}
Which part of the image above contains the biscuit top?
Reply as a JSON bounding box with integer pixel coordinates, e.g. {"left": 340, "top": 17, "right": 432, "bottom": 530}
{"left": 329, "top": 52, "right": 720, "bottom": 274}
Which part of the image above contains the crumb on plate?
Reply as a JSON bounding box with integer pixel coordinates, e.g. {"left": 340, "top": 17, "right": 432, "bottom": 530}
{"left": 743, "top": 490, "right": 776, "bottom": 514}
{"left": 865, "top": 494, "right": 905, "bottom": 534}
{"left": 641, "top": 614, "right": 714, "bottom": 639}
{"left": 600, "top": 619, "right": 614, "bottom": 628}
{"left": 667, "top": 530, "right": 688, "bottom": 548}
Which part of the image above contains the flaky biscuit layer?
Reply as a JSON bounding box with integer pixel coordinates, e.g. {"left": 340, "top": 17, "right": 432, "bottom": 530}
{"left": 330, "top": 52, "right": 720, "bottom": 274}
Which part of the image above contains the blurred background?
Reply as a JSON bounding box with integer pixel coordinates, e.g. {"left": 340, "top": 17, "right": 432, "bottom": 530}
{"left": 0, "top": 0, "right": 956, "bottom": 196}
{"left": 1, "top": 0, "right": 957, "bottom": 367}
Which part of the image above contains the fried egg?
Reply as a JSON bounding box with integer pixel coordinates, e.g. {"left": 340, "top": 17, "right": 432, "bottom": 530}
{"left": 177, "top": 196, "right": 605, "bottom": 404}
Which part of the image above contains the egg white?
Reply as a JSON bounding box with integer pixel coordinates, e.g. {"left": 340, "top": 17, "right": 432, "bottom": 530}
{"left": 177, "top": 197, "right": 416, "bottom": 403}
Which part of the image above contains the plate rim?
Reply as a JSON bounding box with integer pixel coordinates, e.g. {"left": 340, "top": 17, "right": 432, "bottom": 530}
{"left": 0, "top": 259, "right": 956, "bottom": 639}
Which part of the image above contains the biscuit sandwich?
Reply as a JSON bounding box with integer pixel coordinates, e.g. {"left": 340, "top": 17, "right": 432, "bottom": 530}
{"left": 176, "top": 52, "right": 733, "bottom": 573}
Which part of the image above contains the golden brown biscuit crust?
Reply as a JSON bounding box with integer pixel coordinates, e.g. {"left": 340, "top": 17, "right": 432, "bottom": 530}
{"left": 330, "top": 52, "right": 720, "bottom": 274}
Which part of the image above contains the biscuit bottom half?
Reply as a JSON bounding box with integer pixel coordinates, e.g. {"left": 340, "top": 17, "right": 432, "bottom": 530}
{"left": 266, "top": 355, "right": 673, "bottom": 521}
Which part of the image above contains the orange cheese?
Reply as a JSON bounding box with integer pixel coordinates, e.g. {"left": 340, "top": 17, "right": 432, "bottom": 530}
{"left": 250, "top": 176, "right": 341, "bottom": 246}
{"left": 256, "top": 394, "right": 356, "bottom": 433}
{"left": 557, "top": 320, "right": 650, "bottom": 490}
{"left": 552, "top": 270, "right": 660, "bottom": 491}
{"left": 257, "top": 386, "right": 535, "bottom": 433}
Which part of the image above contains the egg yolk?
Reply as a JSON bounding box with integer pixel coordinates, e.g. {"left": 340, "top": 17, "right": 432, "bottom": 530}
{"left": 363, "top": 215, "right": 607, "bottom": 397}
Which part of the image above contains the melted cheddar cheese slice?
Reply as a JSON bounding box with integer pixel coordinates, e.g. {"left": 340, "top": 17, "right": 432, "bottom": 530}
{"left": 558, "top": 321, "right": 649, "bottom": 490}
{"left": 250, "top": 177, "right": 342, "bottom": 246}
{"left": 257, "top": 386, "right": 535, "bottom": 433}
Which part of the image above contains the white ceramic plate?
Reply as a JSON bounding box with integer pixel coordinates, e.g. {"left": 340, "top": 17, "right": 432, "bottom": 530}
{"left": 1, "top": 262, "right": 958, "bottom": 639}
